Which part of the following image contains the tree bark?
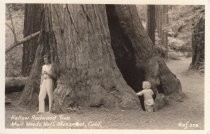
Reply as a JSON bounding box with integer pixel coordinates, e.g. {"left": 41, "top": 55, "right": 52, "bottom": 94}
{"left": 22, "top": 4, "right": 44, "bottom": 76}
{"left": 146, "top": 5, "right": 156, "bottom": 44}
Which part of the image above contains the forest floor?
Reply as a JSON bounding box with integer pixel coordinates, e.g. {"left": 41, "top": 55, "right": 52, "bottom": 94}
{"left": 5, "top": 57, "right": 204, "bottom": 129}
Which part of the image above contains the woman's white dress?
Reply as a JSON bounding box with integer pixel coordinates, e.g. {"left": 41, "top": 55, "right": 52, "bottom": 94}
{"left": 38, "top": 64, "right": 54, "bottom": 112}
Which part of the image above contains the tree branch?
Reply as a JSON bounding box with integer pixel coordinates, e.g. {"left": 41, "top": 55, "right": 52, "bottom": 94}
{"left": 6, "top": 31, "right": 40, "bottom": 53}
{"left": 8, "top": 7, "right": 18, "bottom": 44}
{"left": 5, "top": 23, "right": 14, "bottom": 33}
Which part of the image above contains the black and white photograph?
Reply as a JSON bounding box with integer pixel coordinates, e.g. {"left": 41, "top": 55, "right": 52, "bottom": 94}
{"left": 3, "top": 2, "right": 207, "bottom": 131}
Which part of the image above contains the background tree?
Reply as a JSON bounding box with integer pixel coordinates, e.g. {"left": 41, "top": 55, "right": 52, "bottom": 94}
{"left": 155, "top": 6, "right": 163, "bottom": 40}
{"left": 22, "top": 4, "right": 44, "bottom": 76}
{"left": 146, "top": 5, "right": 156, "bottom": 44}
{"left": 5, "top": 4, "right": 24, "bottom": 77}
{"left": 19, "top": 4, "right": 183, "bottom": 112}
{"left": 190, "top": 7, "right": 204, "bottom": 71}
{"left": 162, "top": 5, "right": 169, "bottom": 57}
{"left": 155, "top": 5, "right": 169, "bottom": 58}
{"left": 166, "top": 5, "right": 204, "bottom": 71}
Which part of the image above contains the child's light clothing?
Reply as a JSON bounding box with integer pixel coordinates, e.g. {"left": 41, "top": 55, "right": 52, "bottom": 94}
{"left": 38, "top": 64, "right": 54, "bottom": 113}
{"left": 136, "top": 88, "right": 154, "bottom": 112}
{"left": 145, "top": 104, "right": 154, "bottom": 112}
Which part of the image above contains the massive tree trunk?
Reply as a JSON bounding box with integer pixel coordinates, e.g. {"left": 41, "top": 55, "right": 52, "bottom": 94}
{"left": 19, "top": 4, "right": 140, "bottom": 112}
{"left": 19, "top": 4, "right": 183, "bottom": 112}
{"left": 106, "top": 5, "right": 182, "bottom": 101}
{"left": 22, "top": 4, "right": 44, "bottom": 76}
{"left": 146, "top": 5, "right": 156, "bottom": 44}
{"left": 190, "top": 17, "right": 204, "bottom": 71}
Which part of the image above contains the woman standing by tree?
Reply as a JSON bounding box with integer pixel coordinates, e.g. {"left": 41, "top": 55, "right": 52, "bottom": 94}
{"left": 37, "top": 54, "right": 54, "bottom": 113}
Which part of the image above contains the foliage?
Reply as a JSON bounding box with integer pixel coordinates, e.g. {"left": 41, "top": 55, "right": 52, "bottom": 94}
{"left": 166, "top": 5, "right": 204, "bottom": 36}
{"left": 6, "top": 48, "right": 23, "bottom": 77}
{"left": 6, "top": 4, "right": 24, "bottom": 19}
{"left": 168, "top": 37, "right": 192, "bottom": 52}
{"left": 136, "top": 5, "right": 147, "bottom": 22}
{"left": 165, "top": 5, "right": 204, "bottom": 53}
{"left": 154, "top": 33, "right": 167, "bottom": 58}
{"left": 136, "top": 5, "right": 204, "bottom": 56}
{"left": 6, "top": 4, "right": 24, "bottom": 77}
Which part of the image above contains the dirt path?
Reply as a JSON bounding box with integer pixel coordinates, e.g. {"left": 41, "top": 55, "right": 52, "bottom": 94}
{"left": 5, "top": 58, "right": 204, "bottom": 129}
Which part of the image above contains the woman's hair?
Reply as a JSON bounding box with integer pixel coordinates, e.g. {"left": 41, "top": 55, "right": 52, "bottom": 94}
{"left": 43, "top": 54, "right": 49, "bottom": 59}
{"left": 142, "top": 81, "right": 151, "bottom": 89}
{"left": 43, "top": 54, "right": 51, "bottom": 64}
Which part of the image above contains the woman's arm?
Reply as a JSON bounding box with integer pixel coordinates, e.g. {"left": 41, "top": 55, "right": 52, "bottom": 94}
{"left": 45, "top": 64, "right": 56, "bottom": 79}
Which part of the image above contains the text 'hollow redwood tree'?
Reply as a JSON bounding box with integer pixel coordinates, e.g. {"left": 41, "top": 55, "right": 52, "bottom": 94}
{"left": 19, "top": 4, "right": 183, "bottom": 113}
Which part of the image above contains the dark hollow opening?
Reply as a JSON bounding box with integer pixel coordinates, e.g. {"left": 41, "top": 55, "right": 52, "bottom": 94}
{"left": 106, "top": 5, "right": 146, "bottom": 110}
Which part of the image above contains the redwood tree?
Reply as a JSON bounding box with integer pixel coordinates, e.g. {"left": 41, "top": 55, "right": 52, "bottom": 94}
{"left": 107, "top": 5, "right": 182, "bottom": 98}
{"left": 19, "top": 4, "right": 183, "bottom": 112}
{"left": 22, "top": 4, "right": 44, "bottom": 76}
{"left": 156, "top": 6, "right": 163, "bottom": 40}
{"left": 190, "top": 17, "right": 204, "bottom": 70}
{"left": 155, "top": 5, "right": 169, "bottom": 58}
{"left": 146, "top": 5, "right": 156, "bottom": 44}
{"left": 162, "top": 5, "right": 169, "bottom": 57}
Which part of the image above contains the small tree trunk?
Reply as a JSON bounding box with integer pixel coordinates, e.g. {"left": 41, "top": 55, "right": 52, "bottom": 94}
{"left": 155, "top": 5, "right": 168, "bottom": 58}
{"left": 146, "top": 5, "right": 156, "bottom": 44}
{"left": 22, "top": 4, "right": 44, "bottom": 76}
{"left": 190, "top": 17, "right": 204, "bottom": 70}
{"left": 156, "top": 6, "right": 163, "bottom": 39}
{"left": 162, "top": 5, "right": 169, "bottom": 58}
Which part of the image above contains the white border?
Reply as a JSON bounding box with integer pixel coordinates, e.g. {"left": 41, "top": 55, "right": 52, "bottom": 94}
{"left": 2, "top": 0, "right": 208, "bottom": 5}
{"left": 1, "top": 0, "right": 209, "bottom": 134}
{"left": 205, "top": 0, "right": 210, "bottom": 133}
{"left": 0, "top": 0, "right": 5, "bottom": 131}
